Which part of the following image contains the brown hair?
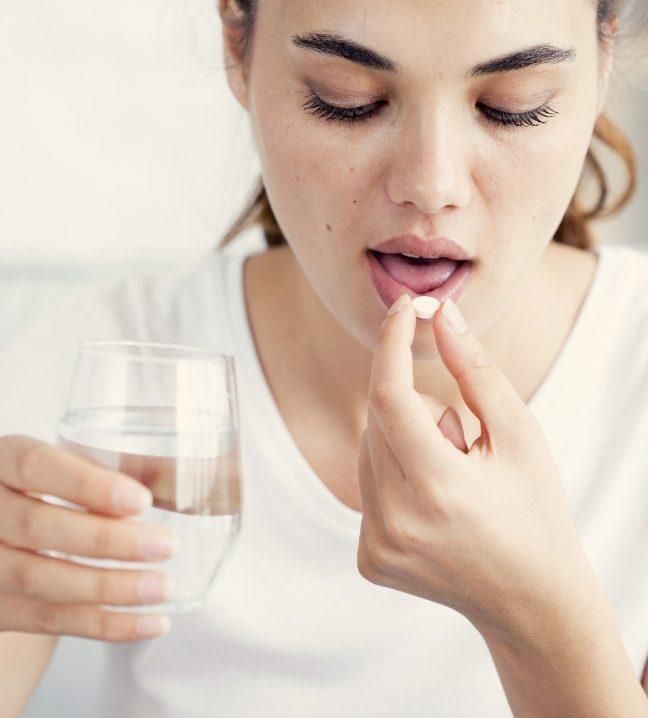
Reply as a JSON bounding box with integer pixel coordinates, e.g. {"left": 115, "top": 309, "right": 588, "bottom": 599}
{"left": 218, "top": 0, "right": 643, "bottom": 252}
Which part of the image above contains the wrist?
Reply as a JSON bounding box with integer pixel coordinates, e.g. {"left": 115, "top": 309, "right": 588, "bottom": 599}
{"left": 469, "top": 571, "right": 648, "bottom": 718}
{"left": 468, "top": 541, "right": 613, "bottom": 649}
{"left": 469, "top": 554, "right": 612, "bottom": 652}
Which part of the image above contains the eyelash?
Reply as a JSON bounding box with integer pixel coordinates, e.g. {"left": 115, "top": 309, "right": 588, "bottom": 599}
{"left": 301, "top": 90, "right": 559, "bottom": 129}
{"left": 478, "top": 102, "right": 559, "bottom": 128}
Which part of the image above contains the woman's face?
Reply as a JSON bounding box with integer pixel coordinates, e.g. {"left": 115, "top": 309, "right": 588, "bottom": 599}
{"left": 225, "top": 0, "right": 611, "bottom": 358}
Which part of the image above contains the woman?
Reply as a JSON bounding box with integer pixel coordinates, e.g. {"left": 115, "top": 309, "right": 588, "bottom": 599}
{"left": 1, "top": 0, "right": 647, "bottom": 715}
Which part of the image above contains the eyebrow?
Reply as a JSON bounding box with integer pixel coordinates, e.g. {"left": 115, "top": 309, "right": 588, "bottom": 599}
{"left": 292, "top": 31, "right": 398, "bottom": 73}
{"left": 468, "top": 44, "right": 577, "bottom": 77}
{"left": 291, "top": 31, "right": 577, "bottom": 78}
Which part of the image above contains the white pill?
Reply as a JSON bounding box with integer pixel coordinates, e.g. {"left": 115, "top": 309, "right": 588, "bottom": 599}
{"left": 412, "top": 296, "right": 441, "bottom": 320}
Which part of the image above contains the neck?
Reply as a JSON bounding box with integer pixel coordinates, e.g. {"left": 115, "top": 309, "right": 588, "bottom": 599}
{"left": 243, "top": 240, "right": 590, "bottom": 450}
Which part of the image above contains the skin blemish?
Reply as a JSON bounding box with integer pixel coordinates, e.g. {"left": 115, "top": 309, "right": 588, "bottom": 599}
{"left": 326, "top": 223, "right": 332, "bottom": 232}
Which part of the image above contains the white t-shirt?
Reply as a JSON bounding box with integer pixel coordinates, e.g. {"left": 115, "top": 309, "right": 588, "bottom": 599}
{"left": 2, "top": 229, "right": 648, "bottom": 717}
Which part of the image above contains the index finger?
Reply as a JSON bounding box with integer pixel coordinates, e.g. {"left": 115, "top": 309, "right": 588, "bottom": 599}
{"left": 369, "top": 297, "right": 457, "bottom": 474}
{"left": 0, "top": 435, "right": 153, "bottom": 517}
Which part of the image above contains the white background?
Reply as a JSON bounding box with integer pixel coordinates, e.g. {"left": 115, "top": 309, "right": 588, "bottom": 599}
{"left": 0, "top": 2, "right": 646, "bottom": 716}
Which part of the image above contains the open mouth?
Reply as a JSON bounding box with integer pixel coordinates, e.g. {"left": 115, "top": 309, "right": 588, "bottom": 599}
{"left": 370, "top": 251, "right": 463, "bottom": 293}
{"left": 367, "top": 250, "right": 473, "bottom": 309}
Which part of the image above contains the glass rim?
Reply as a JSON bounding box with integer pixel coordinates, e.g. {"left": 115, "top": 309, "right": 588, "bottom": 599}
{"left": 77, "top": 340, "right": 235, "bottom": 366}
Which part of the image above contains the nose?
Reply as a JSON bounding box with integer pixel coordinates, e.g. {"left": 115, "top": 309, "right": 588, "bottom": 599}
{"left": 384, "top": 103, "right": 471, "bottom": 214}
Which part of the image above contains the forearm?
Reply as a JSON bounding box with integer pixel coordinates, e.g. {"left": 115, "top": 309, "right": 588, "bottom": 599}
{"left": 474, "top": 579, "right": 648, "bottom": 718}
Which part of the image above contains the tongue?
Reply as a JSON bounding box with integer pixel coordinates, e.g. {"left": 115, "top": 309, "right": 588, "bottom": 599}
{"left": 377, "top": 254, "right": 460, "bottom": 293}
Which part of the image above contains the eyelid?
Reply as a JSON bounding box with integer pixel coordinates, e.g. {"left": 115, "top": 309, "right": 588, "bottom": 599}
{"left": 478, "top": 91, "right": 556, "bottom": 113}
{"left": 487, "top": 102, "right": 549, "bottom": 115}
{"left": 305, "top": 80, "right": 382, "bottom": 107}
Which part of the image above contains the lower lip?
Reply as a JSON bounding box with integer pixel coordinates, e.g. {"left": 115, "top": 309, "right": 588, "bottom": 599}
{"left": 367, "top": 251, "right": 473, "bottom": 312}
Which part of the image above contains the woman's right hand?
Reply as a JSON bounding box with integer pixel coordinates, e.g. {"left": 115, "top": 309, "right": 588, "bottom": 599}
{"left": 0, "top": 435, "right": 179, "bottom": 642}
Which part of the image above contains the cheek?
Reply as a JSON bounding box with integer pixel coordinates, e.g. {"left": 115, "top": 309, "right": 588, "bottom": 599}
{"left": 251, "top": 82, "right": 374, "bottom": 238}
{"left": 480, "top": 115, "right": 594, "bottom": 242}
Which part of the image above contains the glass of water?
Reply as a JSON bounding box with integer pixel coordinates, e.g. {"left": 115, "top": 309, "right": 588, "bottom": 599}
{"left": 47, "top": 340, "right": 242, "bottom": 614}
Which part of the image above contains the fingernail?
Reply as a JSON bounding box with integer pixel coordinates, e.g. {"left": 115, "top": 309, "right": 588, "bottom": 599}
{"left": 113, "top": 483, "right": 152, "bottom": 513}
{"left": 387, "top": 294, "right": 411, "bottom": 316}
{"left": 137, "top": 572, "right": 175, "bottom": 603}
{"left": 138, "top": 532, "right": 180, "bottom": 560}
{"left": 441, "top": 299, "right": 468, "bottom": 334}
{"left": 136, "top": 614, "right": 171, "bottom": 638}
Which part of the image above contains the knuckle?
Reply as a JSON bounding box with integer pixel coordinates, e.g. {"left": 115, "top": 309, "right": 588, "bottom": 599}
{"left": 90, "top": 569, "right": 114, "bottom": 603}
{"left": 377, "top": 326, "right": 392, "bottom": 343}
{"left": 92, "top": 522, "right": 117, "bottom": 557}
{"left": 370, "top": 382, "right": 397, "bottom": 411}
{"left": 33, "top": 604, "right": 62, "bottom": 634}
{"left": 456, "top": 351, "right": 497, "bottom": 383}
{"left": 357, "top": 538, "right": 384, "bottom": 584}
{"left": 128, "top": 622, "right": 151, "bottom": 643}
{"left": 473, "top": 348, "right": 497, "bottom": 371}
{"left": 67, "top": 468, "right": 95, "bottom": 504}
{"left": 472, "top": 347, "right": 497, "bottom": 372}
{"left": 90, "top": 610, "right": 116, "bottom": 641}
{"left": 124, "top": 615, "right": 148, "bottom": 643}
{"left": 360, "top": 520, "right": 391, "bottom": 573}
{"left": 367, "top": 540, "right": 393, "bottom": 574}
{"left": 18, "top": 505, "right": 42, "bottom": 546}
{"left": 12, "top": 560, "right": 37, "bottom": 594}
{"left": 382, "top": 512, "right": 415, "bottom": 549}
{"left": 357, "top": 552, "right": 377, "bottom": 582}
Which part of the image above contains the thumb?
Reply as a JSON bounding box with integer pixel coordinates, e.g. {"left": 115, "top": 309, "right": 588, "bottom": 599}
{"left": 433, "top": 298, "right": 529, "bottom": 445}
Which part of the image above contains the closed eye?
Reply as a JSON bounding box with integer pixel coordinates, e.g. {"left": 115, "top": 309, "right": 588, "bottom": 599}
{"left": 302, "top": 91, "right": 386, "bottom": 125}
{"left": 476, "top": 101, "right": 559, "bottom": 128}
{"left": 301, "top": 90, "right": 559, "bottom": 129}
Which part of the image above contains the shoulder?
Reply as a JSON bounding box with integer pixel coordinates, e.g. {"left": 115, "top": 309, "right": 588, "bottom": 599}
{"left": 594, "top": 242, "right": 648, "bottom": 389}
{"left": 598, "top": 242, "right": 648, "bottom": 320}
{"left": 95, "top": 229, "right": 263, "bottom": 337}
{"left": 5, "top": 252, "right": 228, "bottom": 344}
{"left": 599, "top": 241, "right": 648, "bottom": 274}
{"left": 84, "top": 251, "right": 233, "bottom": 338}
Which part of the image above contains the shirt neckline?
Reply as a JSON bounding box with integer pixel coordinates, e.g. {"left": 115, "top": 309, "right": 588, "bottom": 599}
{"left": 522, "top": 242, "right": 608, "bottom": 418}
{"left": 224, "top": 251, "right": 362, "bottom": 536}
{"left": 223, "top": 242, "right": 611, "bottom": 536}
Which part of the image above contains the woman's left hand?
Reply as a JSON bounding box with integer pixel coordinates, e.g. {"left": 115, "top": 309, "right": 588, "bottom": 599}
{"left": 357, "top": 293, "right": 594, "bottom": 641}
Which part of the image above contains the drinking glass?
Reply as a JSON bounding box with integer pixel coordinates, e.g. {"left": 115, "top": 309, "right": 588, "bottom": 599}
{"left": 43, "top": 340, "right": 242, "bottom": 614}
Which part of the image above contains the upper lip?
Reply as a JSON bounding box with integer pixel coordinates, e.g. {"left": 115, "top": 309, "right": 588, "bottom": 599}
{"left": 370, "top": 235, "right": 472, "bottom": 262}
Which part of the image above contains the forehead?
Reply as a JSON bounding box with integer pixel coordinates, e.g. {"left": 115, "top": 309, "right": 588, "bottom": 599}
{"left": 270, "top": 0, "right": 592, "bottom": 75}
{"left": 274, "top": 0, "right": 589, "bottom": 27}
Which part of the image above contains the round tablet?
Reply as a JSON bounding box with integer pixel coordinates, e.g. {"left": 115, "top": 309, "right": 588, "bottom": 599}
{"left": 412, "top": 296, "right": 441, "bottom": 320}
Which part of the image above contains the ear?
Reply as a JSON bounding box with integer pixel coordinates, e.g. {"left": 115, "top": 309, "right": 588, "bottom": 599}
{"left": 219, "top": 0, "right": 250, "bottom": 112}
{"left": 595, "top": 17, "right": 617, "bottom": 118}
